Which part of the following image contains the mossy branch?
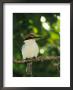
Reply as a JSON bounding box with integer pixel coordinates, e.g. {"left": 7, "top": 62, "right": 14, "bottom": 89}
{"left": 13, "top": 56, "right": 60, "bottom": 64}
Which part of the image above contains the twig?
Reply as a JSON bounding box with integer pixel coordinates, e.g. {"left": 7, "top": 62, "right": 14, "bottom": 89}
{"left": 13, "top": 56, "right": 60, "bottom": 64}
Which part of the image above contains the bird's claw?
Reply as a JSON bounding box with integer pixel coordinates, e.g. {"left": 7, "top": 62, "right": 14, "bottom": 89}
{"left": 26, "top": 58, "right": 30, "bottom": 60}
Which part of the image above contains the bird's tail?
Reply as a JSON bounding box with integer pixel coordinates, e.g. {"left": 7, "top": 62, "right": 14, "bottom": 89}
{"left": 26, "top": 62, "right": 32, "bottom": 76}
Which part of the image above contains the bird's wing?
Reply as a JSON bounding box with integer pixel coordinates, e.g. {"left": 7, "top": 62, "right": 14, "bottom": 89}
{"left": 21, "top": 44, "right": 26, "bottom": 59}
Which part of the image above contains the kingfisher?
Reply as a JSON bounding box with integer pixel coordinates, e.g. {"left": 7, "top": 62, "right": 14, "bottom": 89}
{"left": 21, "top": 33, "right": 40, "bottom": 59}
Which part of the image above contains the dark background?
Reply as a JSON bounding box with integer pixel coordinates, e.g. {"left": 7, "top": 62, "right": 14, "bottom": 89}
{"left": 13, "top": 13, "right": 60, "bottom": 77}
{"left": 0, "top": 0, "right": 71, "bottom": 3}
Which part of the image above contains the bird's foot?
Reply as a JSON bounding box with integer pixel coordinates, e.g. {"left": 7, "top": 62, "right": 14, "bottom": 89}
{"left": 32, "top": 56, "right": 37, "bottom": 59}
{"left": 26, "top": 58, "right": 30, "bottom": 60}
{"left": 26, "top": 57, "right": 37, "bottom": 60}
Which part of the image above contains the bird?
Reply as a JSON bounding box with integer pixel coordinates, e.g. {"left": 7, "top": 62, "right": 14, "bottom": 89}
{"left": 21, "top": 33, "right": 40, "bottom": 59}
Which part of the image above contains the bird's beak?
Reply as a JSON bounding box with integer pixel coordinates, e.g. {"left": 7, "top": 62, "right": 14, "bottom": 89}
{"left": 34, "top": 35, "right": 42, "bottom": 40}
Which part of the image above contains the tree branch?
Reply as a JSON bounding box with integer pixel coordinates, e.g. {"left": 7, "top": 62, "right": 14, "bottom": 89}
{"left": 13, "top": 56, "right": 60, "bottom": 64}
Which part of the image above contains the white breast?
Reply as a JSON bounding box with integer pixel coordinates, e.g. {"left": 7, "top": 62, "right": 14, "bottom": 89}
{"left": 21, "top": 39, "right": 39, "bottom": 59}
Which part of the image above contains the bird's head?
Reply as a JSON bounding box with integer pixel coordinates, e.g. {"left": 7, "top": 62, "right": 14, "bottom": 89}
{"left": 24, "top": 33, "right": 40, "bottom": 41}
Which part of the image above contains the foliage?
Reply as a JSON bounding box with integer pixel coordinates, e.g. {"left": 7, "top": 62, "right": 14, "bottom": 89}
{"left": 13, "top": 13, "right": 60, "bottom": 77}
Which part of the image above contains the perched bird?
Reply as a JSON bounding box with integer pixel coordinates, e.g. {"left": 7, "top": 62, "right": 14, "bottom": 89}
{"left": 21, "top": 33, "right": 40, "bottom": 59}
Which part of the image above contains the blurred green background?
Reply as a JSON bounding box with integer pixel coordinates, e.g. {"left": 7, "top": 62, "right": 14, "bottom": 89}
{"left": 13, "top": 13, "right": 60, "bottom": 77}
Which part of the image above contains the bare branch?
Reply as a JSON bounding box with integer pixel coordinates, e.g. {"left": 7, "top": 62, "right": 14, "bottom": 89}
{"left": 13, "top": 56, "right": 60, "bottom": 64}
